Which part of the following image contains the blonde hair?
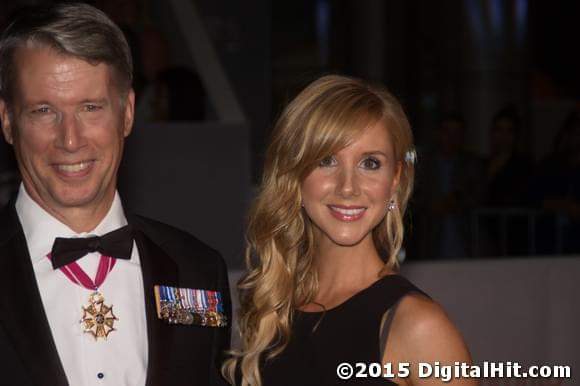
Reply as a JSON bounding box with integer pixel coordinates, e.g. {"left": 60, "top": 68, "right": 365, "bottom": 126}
{"left": 223, "top": 75, "right": 415, "bottom": 385}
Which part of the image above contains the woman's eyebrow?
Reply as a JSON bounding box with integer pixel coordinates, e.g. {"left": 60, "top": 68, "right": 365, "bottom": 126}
{"left": 361, "top": 150, "right": 388, "bottom": 157}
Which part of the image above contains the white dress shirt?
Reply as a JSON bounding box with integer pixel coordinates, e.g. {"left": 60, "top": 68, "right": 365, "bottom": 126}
{"left": 15, "top": 185, "right": 148, "bottom": 386}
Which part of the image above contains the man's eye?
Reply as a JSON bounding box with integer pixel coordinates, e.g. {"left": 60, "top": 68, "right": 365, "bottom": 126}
{"left": 360, "top": 157, "right": 380, "bottom": 170}
{"left": 319, "top": 156, "right": 337, "bottom": 167}
{"left": 83, "top": 104, "right": 101, "bottom": 112}
{"left": 32, "top": 107, "right": 51, "bottom": 114}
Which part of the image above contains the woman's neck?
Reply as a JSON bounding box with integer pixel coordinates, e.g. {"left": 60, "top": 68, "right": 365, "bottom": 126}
{"left": 310, "top": 237, "right": 391, "bottom": 308}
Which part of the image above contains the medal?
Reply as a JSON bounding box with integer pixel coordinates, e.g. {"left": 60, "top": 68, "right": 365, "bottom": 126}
{"left": 154, "top": 285, "right": 228, "bottom": 327}
{"left": 81, "top": 292, "right": 118, "bottom": 340}
{"left": 49, "top": 253, "right": 120, "bottom": 341}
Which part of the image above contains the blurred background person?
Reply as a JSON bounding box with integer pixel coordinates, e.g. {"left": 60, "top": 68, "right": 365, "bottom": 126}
{"left": 486, "top": 105, "right": 532, "bottom": 207}
{"left": 533, "top": 108, "right": 580, "bottom": 254}
{"left": 414, "top": 113, "right": 485, "bottom": 259}
{"left": 151, "top": 66, "right": 206, "bottom": 121}
{"left": 483, "top": 105, "right": 532, "bottom": 256}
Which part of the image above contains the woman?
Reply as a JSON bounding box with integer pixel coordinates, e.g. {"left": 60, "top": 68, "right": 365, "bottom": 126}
{"left": 224, "top": 75, "right": 475, "bottom": 385}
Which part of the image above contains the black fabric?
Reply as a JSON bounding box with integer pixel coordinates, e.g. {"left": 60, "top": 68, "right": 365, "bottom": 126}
{"left": 259, "top": 275, "right": 426, "bottom": 386}
{"left": 50, "top": 225, "right": 134, "bottom": 268}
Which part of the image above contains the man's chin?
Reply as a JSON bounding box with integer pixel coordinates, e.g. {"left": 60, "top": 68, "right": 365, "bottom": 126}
{"left": 48, "top": 188, "right": 103, "bottom": 209}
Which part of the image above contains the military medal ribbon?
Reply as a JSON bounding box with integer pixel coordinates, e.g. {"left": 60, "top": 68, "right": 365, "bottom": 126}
{"left": 154, "top": 285, "right": 228, "bottom": 327}
{"left": 47, "top": 253, "right": 119, "bottom": 340}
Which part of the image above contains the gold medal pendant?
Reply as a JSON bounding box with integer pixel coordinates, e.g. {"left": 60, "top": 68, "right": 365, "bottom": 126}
{"left": 81, "top": 292, "right": 118, "bottom": 340}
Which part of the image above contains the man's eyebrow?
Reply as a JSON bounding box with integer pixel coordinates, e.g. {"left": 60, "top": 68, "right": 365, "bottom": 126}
{"left": 23, "top": 100, "right": 52, "bottom": 107}
{"left": 80, "top": 98, "right": 109, "bottom": 104}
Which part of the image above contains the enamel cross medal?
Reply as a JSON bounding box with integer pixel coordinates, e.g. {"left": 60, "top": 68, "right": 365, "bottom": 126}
{"left": 49, "top": 253, "right": 120, "bottom": 341}
{"left": 81, "top": 291, "right": 118, "bottom": 339}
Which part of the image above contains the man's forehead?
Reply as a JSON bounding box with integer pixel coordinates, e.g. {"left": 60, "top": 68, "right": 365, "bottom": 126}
{"left": 14, "top": 43, "right": 105, "bottom": 68}
{"left": 6, "top": 49, "right": 127, "bottom": 111}
{"left": 13, "top": 46, "right": 114, "bottom": 87}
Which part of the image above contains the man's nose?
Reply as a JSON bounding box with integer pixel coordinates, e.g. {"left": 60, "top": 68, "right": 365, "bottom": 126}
{"left": 55, "top": 113, "right": 86, "bottom": 152}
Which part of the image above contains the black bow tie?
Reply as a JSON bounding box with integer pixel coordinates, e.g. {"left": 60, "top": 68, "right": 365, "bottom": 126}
{"left": 50, "top": 225, "right": 134, "bottom": 269}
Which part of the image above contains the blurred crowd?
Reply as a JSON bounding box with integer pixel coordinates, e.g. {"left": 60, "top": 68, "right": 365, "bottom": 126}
{"left": 410, "top": 105, "right": 580, "bottom": 259}
{"left": 89, "top": 0, "right": 207, "bottom": 123}
{"left": 0, "top": 0, "right": 577, "bottom": 259}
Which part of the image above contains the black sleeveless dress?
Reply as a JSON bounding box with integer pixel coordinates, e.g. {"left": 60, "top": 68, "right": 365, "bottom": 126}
{"left": 259, "top": 275, "right": 425, "bottom": 386}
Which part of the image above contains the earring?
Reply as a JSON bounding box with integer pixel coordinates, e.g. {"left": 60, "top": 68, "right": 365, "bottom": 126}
{"left": 387, "top": 200, "right": 396, "bottom": 211}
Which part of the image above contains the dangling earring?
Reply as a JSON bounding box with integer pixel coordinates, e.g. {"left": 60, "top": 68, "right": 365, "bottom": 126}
{"left": 387, "top": 199, "right": 396, "bottom": 211}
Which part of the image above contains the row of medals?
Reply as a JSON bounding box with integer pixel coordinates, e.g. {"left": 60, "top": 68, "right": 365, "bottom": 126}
{"left": 79, "top": 291, "right": 228, "bottom": 341}
{"left": 159, "top": 300, "right": 227, "bottom": 327}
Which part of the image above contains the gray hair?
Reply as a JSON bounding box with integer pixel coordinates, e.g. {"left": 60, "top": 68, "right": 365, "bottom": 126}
{"left": 0, "top": 2, "right": 133, "bottom": 105}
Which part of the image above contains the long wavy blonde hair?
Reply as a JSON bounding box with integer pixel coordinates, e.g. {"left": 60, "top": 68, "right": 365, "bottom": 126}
{"left": 223, "top": 75, "right": 415, "bottom": 386}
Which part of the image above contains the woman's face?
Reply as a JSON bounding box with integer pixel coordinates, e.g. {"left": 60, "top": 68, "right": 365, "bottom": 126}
{"left": 301, "top": 121, "right": 400, "bottom": 251}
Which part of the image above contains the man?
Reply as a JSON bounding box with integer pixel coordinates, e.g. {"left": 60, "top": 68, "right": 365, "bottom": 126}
{"left": 0, "top": 3, "right": 231, "bottom": 386}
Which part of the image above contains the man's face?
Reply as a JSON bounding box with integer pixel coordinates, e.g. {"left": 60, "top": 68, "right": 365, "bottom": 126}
{"left": 0, "top": 46, "right": 134, "bottom": 220}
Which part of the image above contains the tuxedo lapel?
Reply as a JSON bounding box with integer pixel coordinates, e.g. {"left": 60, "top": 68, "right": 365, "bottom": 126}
{"left": 0, "top": 204, "right": 68, "bottom": 386}
{"left": 133, "top": 227, "right": 179, "bottom": 386}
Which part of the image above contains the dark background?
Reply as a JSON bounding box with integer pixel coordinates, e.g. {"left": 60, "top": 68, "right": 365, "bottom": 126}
{"left": 1, "top": 0, "right": 579, "bottom": 267}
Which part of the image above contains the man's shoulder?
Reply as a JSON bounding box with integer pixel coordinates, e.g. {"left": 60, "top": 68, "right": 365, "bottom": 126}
{"left": 129, "top": 213, "right": 226, "bottom": 269}
{"left": 130, "top": 214, "right": 211, "bottom": 249}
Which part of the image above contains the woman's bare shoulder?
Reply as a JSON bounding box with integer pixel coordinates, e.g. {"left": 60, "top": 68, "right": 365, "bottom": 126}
{"left": 384, "top": 293, "right": 478, "bottom": 385}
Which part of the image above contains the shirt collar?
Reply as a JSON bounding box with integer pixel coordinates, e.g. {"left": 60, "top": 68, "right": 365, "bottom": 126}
{"left": 15, "top": 184, "right": 128, "bottom": 264}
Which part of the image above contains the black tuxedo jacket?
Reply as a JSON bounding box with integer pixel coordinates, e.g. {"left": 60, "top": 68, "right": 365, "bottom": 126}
{"left": 0, "top": 202, "right": 232, "bottom": 386}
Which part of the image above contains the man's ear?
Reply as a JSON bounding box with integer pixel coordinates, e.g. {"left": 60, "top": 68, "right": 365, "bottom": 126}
{"left": 123, "top": 89, "right": 135, "bottom": 137}
{"left": 0, "top": 98, "right": 14, "bottom": 145}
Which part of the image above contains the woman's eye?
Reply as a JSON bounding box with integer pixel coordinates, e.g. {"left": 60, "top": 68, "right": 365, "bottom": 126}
{"left": 360, "top": 157, "right": 380, "bottom": 170}
{"left": 319, "top": 156, "right": 337, "bottom": 167}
